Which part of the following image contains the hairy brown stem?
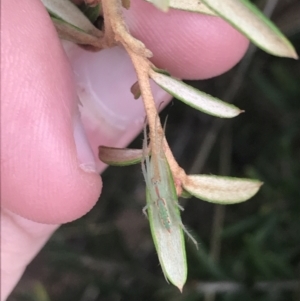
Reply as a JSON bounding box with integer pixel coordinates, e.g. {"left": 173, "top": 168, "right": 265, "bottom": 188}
{"left": 101, "top": 0, "right": 186, "bottom": 189}
{"left": 101, "top": 0, "right": 152, "bottom": 57}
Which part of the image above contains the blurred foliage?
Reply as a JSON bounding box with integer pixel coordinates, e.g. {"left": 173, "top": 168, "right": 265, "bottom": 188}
{"left": 8, "top": 1, "right": 300, "bottom": 300}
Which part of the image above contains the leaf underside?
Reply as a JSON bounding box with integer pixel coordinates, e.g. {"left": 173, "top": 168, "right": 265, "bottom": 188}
{"left": 184, "top": 174, "right": 263, "bottom": 204}
{"left": 98, "top": 146, "right": 145, "bottom": 166}
{"left": 146, "top": 0, "right": 216, "bottom": 15}
{"left": 147, "top": 0, "right": 170, "bottom": 12}
{"left": 41, "top": 0, "right": 99, "bottom": 35}
{"left": 146, "top": 189, "right": 187, "bottom": 291}
{"left": 150, "top": 70, "right": 242, "bottom": 118}
{"left": 201, "top": 0, "right": 298, "bottom": 59}
{"left": 146, "top": 0, "right": 297, "bottom": 58}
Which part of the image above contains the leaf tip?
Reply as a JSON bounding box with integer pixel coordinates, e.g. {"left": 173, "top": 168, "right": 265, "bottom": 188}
{"left": 291, "top": 51, "right": 299, "bottom": 60}
{"left": 98, "top": 146, "right": 143, "bottom": 166}
{"left": 282, "top": 45, "right": 298, "bottom": 59}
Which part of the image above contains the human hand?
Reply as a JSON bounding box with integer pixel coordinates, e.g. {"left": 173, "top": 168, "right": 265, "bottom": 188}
{"left": 1, "top": 0, "right": 249, "bottom": 299}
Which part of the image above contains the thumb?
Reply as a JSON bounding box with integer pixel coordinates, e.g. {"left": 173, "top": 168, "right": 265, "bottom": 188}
{"left": 1, "top": 0, "right": 102, "bottom": 224}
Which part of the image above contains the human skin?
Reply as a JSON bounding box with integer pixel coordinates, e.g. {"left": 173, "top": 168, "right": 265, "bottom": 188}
{"left": 1, "top": 0, "right": 249, "bottom": 299}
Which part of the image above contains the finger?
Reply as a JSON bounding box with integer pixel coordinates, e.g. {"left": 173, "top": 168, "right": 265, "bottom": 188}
{"left": 1, "top": 210, "right": 58, "bottom": 301}
{"left": 1, "top": 0, "right": 101, "bottom": 224}
{"left": 1, "top": 2, "right": 170, "bottom": 299}
{"left": 124, "top": 0, "right": 249, "bottom": 79}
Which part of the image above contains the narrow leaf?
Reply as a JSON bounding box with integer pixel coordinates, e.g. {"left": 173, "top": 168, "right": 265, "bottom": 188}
{"left": 41, "top": 0, "right": 100, "bottom": 36}
{"left": 146, "top": 190, "right": 187, "bottom": 291}
{"left": 184, "top": 175, "right": 263, "bottom": 204}
{"left": 150, "top": 70, "right": 243, "bottom": 118}
{"left": 168, "top": 0, "right": 216, "bottom": 16}
{"left": 78, "top": 2, "right": 101, "bottom": 23}
{"left": 51, "top": 18, "right": 101, "bottom": 46}
{"left": 142, "top": 125, "right": 189, "bottom": 290}
{"left": 180, "top": 189, "right": 192, "bottom": 199}
{"left": 147, "top": 0, "right": 170, "bottom": 12}
{"left": 151, "top": 65, "right": 171, "bottom": 76}
{"left": 201, "top": 0, "right": 298, "bottom": 59}
{"left": 146, "top": 0, "right": 216, "bottom": 15}
{"left": 98, "top": 146, "right": 145, "bottom": 166}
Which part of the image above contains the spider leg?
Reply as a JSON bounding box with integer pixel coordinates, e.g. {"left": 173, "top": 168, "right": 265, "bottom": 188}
{"left": 176, "top": 203, "right": 184, "bottom": 211}
{"left": 142, "top": 204, "right": 149, "bottom": 218}
{"left": 180, "top": 223, "right": 198, "bottom": 249}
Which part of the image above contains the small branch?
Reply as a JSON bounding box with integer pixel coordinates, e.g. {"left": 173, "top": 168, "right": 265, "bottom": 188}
{"left": 128, "top": 50, "right": 185, "bottom": 181}
{"left": 101, "top": 0, "right": 186, "bottom": 187}
{"left": 101, "top": 0, "right": 156, "bottom": 142}
{"left": 101, "top": 0, "right": 152, "bottom": 57}
{"left": 53, "top": 19, "right": 105, "bottom": 49}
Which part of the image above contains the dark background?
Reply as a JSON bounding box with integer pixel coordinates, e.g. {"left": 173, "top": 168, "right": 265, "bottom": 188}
{"left": 8, "top": 1, "right": 300, "bottom": 300}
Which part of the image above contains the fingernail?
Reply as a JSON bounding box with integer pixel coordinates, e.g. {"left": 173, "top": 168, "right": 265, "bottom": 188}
{"left": 73, "top": 114, "right": 97, "bottom": 173}
{"left": 63, "top": 42, "right": 171, "bottom": 173}
{"left": 65, "top": 45, "right": 169, "bottom": 128}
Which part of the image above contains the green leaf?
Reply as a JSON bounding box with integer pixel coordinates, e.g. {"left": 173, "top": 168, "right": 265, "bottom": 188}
{"left": 146, "top": 189, "right": 187, "bottom": 291}
{"left": 146, "top": 0, "right": 216, "bottom": 15}
{"left": 144, "top": 154, "right": 188, "bottom": 290}
{"left": 42, "top": 0, "right": 103, "bottom": 46}
{"left": 142, "top": 125, "right": 192, "bottom": 290}
{"left": 32, "top": 282, "right": 51, "bottom": 301}
{"left": 183, "top": 174, "right": 263, "bottom": 204}
{"left": 180, "top": 189, "right": 192, "bottom": 199}
{"left": 78, "top": 3, "right": 101, "bottom": 23}
{"left": 201, "top": 0, "right": 298, "bottom": 59}
{"left": 151, "top": 66, "right": 171, "bottom": 76}
{"left": 50, "top": 17, "right": 100, "bottom": 46}
{"left": 41, "top": 0, "right": 100, "bottom": 35}
{"left": 150, "top": 69, "right": 243, "bottom": 118}
{"left": 98, "top": 146, "right": 145, "bottom": 166}
{"left": 147, "top": 0, "right": 170, "bottom": 12}
{"left": 168, "top": 0, "right": 216, "bottom": 16}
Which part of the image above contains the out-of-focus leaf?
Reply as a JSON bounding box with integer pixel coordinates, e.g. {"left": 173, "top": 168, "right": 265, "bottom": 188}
{"left": 41, "top": 0, "right": 100, "bottom": 35}
{"left": 245, "top": 235, "right": 274, "bottom": 278}
{"left": 146, "top": 0, "right": 216, "bottom": 15}
{"left": 180, "top": 189, "right": 192, "bottom": 199}
{"left": 78, "top": 2, "right": 101, "bottom": 23}
{"left": 190, "top": 236, "right": 227, "bottom": 279}
{"left": 32, "top": 282, "right": 51, "bottom": 301}
{"left": 169, "top": 0, "right": 216, "bottom": 15}
{"left": 51, "top": 18, "right": 102, "bottom": 46}
{"left": 264, "top": 252, "right": 294, "bottom": 278}
{"left": 42, "top": 0, "right": 102, "bottom": 46}
{"left": 221, "top": 215, "right": 261, "bottom": 238}
{"left": 147, "top": 0, "right": 170, "bottom": 12}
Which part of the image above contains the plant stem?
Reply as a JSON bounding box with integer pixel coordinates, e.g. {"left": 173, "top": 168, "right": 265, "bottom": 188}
{"left": 101, "top": 0, "right": 186, "bottom": 187}
{"left": 101, "top": 0, "right": 152, "bottom": 57}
